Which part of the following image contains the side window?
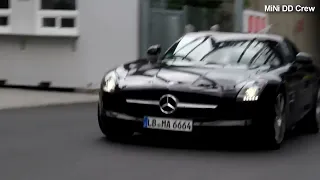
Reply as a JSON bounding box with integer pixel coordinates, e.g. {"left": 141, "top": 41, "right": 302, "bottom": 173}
{"left": 284, "top": 38, "right": 299, "bottom": 56}
{"left": 282, "top": 38, "right": 300, "bottom": 63}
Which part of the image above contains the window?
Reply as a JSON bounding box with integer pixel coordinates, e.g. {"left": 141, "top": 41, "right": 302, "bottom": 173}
{"left": 163, "top": 37, "right": 283, "bottom": 68}
{"left": 37, "top": 0, "right": 78, "bottom": 36}
{"left": 61, "top": 18, "right": 75, "bottom": 28}
{"left": 201, "top": 41, "right": 282, "bottom": 67}
{"left": 41, "top": 0, "right": 76, "bottom": 10}
{"left": 0, "top": 16, "right": 8, "bottom": 26}
{"left": 0, "top": 0, "right": 11, "bottom": 33}
{"left": 0, "top": 0, "right": 9, "bottom": 9}
{"left": 185, "top": 38, "right": 213, "bottom": 60}
{"left": 284, "top": 38, "right": 299, "bottom": 55}
{"left": 174, "top": 37, "right": 208, "bottom": 57}
{"left": 281, "top": 38, "right": 300, "bottom": 62}
{"left": 42, "top": 17, "right": 56, "bottom": 27}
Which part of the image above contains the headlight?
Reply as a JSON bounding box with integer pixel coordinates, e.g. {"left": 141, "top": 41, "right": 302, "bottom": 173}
{"left": 237, "top": 79, "right": 268, "bottom": 101}
{"left": 102, "top": 71, "right": 117, "bottom": 93}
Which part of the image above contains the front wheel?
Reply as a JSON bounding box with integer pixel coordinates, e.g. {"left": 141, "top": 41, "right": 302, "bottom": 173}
{"left": 254, "top": 92, "right": 287, "bottom": 150}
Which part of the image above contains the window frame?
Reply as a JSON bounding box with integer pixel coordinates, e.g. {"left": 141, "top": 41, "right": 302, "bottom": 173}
{"left": 36, "top": 0, "right": 79, "bottom": 37}
{"left": 0, "top": 0, "right": 11, "bottom": 34}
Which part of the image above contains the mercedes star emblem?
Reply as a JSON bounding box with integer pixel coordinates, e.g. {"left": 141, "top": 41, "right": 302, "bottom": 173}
{"left": 159, "top": 94, "right": 178, "bottom": 114}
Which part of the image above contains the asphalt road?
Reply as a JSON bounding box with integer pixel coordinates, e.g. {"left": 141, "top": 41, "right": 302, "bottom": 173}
{"left": 1, "top": 103, "right": 320, "bottom": 180}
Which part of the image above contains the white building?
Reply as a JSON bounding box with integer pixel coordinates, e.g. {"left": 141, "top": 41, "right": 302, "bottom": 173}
{"left": 0, "top": 0, "right": 234, "bottom": 90}
{"left": 0, "top": 0, "right": 140, "bottom": 89}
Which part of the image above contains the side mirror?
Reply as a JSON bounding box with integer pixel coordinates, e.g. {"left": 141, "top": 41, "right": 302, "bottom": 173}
{"left": 147, "top": 44, "right": 161, "bottom": 56}
{"left": 295, "top": 52, "right": 313, "bottom": 64}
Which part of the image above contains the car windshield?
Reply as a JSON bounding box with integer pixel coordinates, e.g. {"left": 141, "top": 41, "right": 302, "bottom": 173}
{"left": 162, "top": 36, "right": 282, "bottom": 67}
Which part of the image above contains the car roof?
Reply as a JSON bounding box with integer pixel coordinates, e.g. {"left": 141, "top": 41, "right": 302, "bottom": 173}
{"left": 183, "top": 31, "right": 284, "bottom": 43}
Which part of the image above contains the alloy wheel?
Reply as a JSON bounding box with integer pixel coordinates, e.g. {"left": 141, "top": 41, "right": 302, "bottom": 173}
{"left": 316, "top": 88, "right": 320, "bottom": 122}
{"left": 274, "top": 93, "right": 285, "bottom": 144}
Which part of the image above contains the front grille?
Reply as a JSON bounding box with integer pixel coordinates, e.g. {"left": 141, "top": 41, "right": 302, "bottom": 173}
{"left": 122, "top": 89, "right": 221, "bottom": 104}
{"left": 124, "top": 103, "right": 219, "bottom": 120}
{"left": 102, "top": 90, "right": 255, "bottom": 121}
{"left": 119, "top": 89, "right": 223, "bottom": 121}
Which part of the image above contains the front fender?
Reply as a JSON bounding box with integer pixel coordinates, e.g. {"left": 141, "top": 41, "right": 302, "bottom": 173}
{"left": 260, "top": 80, "right": 284, "bottom": 103}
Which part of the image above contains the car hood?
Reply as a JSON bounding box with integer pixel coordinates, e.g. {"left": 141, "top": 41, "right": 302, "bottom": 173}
{"left": 114, "top": 59, "right": 270, "bottom": 91}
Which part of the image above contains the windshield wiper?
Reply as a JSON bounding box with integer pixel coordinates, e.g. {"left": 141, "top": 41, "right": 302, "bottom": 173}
{"left": 198, "top": 38, "right": 219, "bottom": 61}
{"left": 172, "top": 36, "right": 209, "bottom": 56}
{"left": 249, "top": 44, "right": 269, "bottom": 65}
{"left": 169, "top": 54, "right": 195, "bottom": 62}
{"left": 166, "top": 36, "right": 211, "bottom": 62}
{"left": 180, "top": 36, "right": 211, "bottom": 61}
{"left": 236, "top": 38, "right": 257, "bottom": 63}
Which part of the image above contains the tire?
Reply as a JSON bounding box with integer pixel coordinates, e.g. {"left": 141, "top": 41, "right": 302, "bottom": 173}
{"left": 299, "top": 86, "right": 320, "bottom": 134}
{"left": 97, "top": 104, "right": 134, "bottom": 141}
{"left": 255, "top": 92, "right": 287, "bottom": 150}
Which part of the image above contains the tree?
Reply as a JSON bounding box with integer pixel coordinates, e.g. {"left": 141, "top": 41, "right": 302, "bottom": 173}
{"left": 244, "top": 0, "right": 251, "bottom": 8}
{"left": 166, "top": 0, "right": 223, "bottom": 10}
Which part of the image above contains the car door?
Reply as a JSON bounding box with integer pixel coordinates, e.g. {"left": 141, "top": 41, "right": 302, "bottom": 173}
{"left": 298, "top": 55, "right": 318, "bottom": 114}
{"left": 264, "top": 40, "right": 301, "bottom": 126}
{"left": 275, "top": 40, "right": 301, "bottom": 124}
{"left": 283, "top": 39, "right": 312, "bottom": 121}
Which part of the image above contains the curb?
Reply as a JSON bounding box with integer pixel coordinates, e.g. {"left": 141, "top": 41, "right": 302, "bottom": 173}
{"left": 0, "top": 100, "right": 98, "bottom": 111}
{"left": 75, "top": 88, "right": 100, "bottom": 94}
{"left": 0, "top": 84, "right": 100, "bottom": 94}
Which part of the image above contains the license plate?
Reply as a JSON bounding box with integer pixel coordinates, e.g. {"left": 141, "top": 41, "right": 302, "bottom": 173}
{"left": 143, "top": 116, "right": 193, "bottom": 132}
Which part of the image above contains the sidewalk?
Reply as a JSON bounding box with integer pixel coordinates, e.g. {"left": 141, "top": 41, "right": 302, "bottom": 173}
{"left": 0, "top": 88, "right": 98, "bottom": 110}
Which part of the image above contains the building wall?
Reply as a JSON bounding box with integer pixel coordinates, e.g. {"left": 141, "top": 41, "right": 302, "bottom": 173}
{"left": 0, "top": 0, "right": 139, "bottom": 89}
{"left": 247, "top": 0, "right": 320, "bottom": 63}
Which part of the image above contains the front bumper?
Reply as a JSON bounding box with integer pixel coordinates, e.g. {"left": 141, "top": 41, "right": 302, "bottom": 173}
{"left": 103, "top": 110, "right": 253, "bottom": 131}
{"left": 99, "top": 88, "right": 274, "bottom": 132}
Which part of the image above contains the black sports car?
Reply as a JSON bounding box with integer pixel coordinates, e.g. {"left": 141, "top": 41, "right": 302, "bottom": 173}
{"left": 98, "top": 31, "right": 320, "bottom": 149}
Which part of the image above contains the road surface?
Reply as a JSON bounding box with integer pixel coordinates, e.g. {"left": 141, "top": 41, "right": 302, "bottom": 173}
{"left": 1, "top": 103, "right": 320, "bottom": 180}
